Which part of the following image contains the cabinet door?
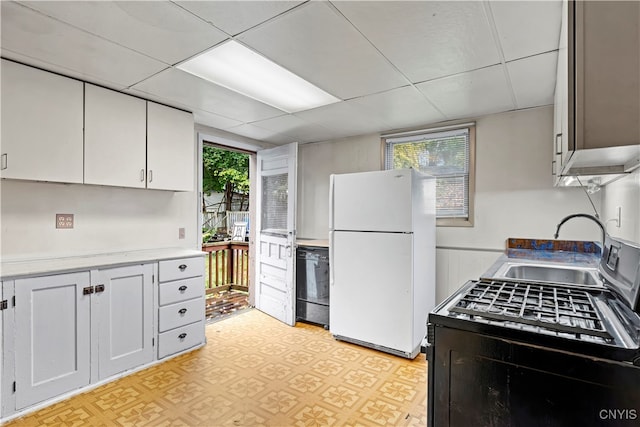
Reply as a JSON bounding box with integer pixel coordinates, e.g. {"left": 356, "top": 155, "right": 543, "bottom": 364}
{"left": 554, "top": 0, "right": 571, "bottom": 177}
{"left": 14, "top": 272, "right": 90, "bottom": 410}
{"left": 84, "top": 84, "right": 147, "bottom": 188}
{"left": 95, "top": 264, "right": 154, "bottom": 380}
{"left": 0, "top": 59, "right": 84, "bottom": 183}
{"left": 0, "top": 281, "right": 4, "bottom": 419}
{"left": 147, "top": 102, "right": 195, "bottom": 191}
{"left": 576, "top": 1, "right": 640, "bottom": 150}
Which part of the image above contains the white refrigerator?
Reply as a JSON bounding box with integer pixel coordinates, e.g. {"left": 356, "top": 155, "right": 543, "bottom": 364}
{"left": 329, "top": 169, "right": 436, "bottom": 359}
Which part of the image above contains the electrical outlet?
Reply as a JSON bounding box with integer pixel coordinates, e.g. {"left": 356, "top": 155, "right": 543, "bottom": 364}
{"left": 56, "top": 214, "right": 74, "bottom": 229}
{"left": 178, "top": 227, "right": 185, "bottom": 239}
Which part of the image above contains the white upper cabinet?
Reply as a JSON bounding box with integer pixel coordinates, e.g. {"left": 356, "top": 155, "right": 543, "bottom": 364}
{"left": 1, "top": 60, "right": 84, "bottom": 183}
{"left": 84, "top": 84, "right": 147, "bottom": 188}
{"left": 147, "top": 102, "right": 195, "bottom": 192}
{"left": 3, "top": 62, "right": 195, "bottom": 192}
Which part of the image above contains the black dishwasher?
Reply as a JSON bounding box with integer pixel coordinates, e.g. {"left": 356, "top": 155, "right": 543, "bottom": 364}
{"left": 296, "top": 246, "right": 329, "bottom": 328}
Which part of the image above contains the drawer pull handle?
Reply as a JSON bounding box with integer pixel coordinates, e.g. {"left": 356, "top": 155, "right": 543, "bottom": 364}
{"left": 178, "top": 285, "right": 188, "bottom": 292}
{"left": 178, "top": 308, "right": 187, "bottom": 315}
{"left": 178, "top": 333, "right": 187, "bottom": 340}
{"left": 178, "top": 264, "right": 187, "bottom": 271}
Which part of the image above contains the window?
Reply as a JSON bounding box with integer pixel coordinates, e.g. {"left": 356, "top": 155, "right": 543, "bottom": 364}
{"left": 384, "top": 125, "right": 475, "bottom": 226}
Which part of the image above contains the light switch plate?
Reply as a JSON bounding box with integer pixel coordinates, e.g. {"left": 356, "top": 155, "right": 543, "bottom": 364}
{"left": 178, "top": 228, "right": 185, "bottom": 239}
{"left": 56, "top": 214, "right": 74, "bottom": 229}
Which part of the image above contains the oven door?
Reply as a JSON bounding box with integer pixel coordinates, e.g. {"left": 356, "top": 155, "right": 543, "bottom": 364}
{"left": 429, "top": 325, "right": 640, "bottom": 427}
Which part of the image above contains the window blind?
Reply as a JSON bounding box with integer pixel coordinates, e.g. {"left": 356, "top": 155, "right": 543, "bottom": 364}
{"left": 261, "top": 173, "right": 288, "bottom": 233}
{"left": 385, "top": 127, "right": 470, "bottom": 219}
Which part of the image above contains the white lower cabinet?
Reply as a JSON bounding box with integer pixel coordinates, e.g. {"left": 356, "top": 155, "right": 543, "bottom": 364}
{"left": 0, "top": 281, "right": 7, "bottom": 420}
{"left": 94, "top": 264, "right": 154, "bottom": 380}
{"left": 158, "top": 321, "right": 204, "bottom": 360}
{"left": 1, "top": 255, "right": 206, "bottom": 421}
{"left": 14, "top": 272, "right": 91, "bottom": 410}
{"left": 157, "top": 258, "right": 205, "bottom": 359}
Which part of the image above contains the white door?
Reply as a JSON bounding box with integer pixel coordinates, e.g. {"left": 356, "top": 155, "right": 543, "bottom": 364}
{"left": 95, "top": 264, "right": 154, "bottom": 380}
{"left": 255, "top": 143, "right": 297, "bottom": 326}
{"left": 15, "top": 272, "right": 91, "bottom": 410}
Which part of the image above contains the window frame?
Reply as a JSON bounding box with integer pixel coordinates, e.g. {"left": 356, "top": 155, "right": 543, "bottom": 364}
{"left": 382, "top": 124, "right": 476, "bottom": 227}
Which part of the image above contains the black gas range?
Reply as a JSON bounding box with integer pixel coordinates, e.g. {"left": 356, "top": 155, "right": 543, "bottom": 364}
{"left": 426, "top": 236, "right": 640, "bottom": 427}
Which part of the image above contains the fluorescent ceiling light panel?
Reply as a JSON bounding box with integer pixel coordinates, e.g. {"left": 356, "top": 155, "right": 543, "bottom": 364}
{"left": 177, "top": 41, "right": 340, "bottom": 113}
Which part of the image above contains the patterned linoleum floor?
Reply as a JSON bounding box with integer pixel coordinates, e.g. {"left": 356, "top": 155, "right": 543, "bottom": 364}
{"left": 5, "top": 309, "right": 427, "bottom": 426}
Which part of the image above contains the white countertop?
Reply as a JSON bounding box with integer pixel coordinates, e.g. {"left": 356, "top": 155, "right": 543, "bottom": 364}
{"left": 0, "top": 248, "right": 205, "bottom": 279}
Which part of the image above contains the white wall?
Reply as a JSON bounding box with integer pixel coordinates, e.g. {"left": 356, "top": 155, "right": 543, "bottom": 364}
{"left": 297, "top": 133, "right": 381, "bottom": 238}
{"left": 297, "top": 106, "right": 603, "bottom": 302}
{"left": 438, "top": 106, "right": 602, "bottom": 250}
{"left": 0, "top": 180, "right": 198, "bottom": 260}
{"left": 601, "top": 170, "right": 640, "bottom": 244}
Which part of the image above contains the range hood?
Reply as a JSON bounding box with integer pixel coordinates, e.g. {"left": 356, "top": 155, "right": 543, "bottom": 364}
{"left": 558, "top": 145, "right": 640, "bottom": 188}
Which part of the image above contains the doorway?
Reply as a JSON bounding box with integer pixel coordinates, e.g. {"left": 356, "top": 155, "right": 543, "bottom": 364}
{"left": 200, "top": 142, "right": 253, "bottom": 322}
{"left": 197, "top": 134, "right": 299, "bottom": 327}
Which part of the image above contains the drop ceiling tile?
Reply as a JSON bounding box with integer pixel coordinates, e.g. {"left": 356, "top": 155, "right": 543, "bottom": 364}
{"left": 295, "top": 101, "right": 392, "bottom": 140}
{"left": 176, "top": 1, "right": 304, "bottom": 36}
{"left": 124, "top": 87, "right": 244, "bottom": 130}
{"left": 250, "top": 115, "right": 335, "bottom": 143}
{"left": 19, "top": 1, "right": 229, "bottom": 65}
{"left": 191, "top": 109, "right": 244, "bottom": 131}
{"left": 226, "top": 124, "right": 297, "bottom": 145}
{"left": 132, "top": 67, "right": 286, "bottom": 123}
{"left": 507, "top": 52, "right": 558, "bottom": 109}
{"left": 333, "top": 1, "right": 500, "bottom": 83}
{"left": 490, "top": 0, "right": 562, "bottom": 61}
{"left": 1, "top": 2, "right": 167, "bottom": 87}
{"left": 237, "top": 1, "right": 407, "bottom": 100}
{"left": 416, "top": 65, "right": 514, "bottom": 119}
{"left": 1, "top": 50, "right": 128, "bottom": 91}
{"left": 349, "top": 86, "right": 447, "bottom": 132}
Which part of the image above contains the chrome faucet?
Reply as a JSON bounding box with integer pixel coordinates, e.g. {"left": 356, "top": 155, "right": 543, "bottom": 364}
{"left": 554, "top": 213, "right": 607, "bottom": 249}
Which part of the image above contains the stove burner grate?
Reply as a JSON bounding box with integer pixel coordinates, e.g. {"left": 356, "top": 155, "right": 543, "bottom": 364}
{"left": 450, "top": 280, "right": 612, "bottom": 339}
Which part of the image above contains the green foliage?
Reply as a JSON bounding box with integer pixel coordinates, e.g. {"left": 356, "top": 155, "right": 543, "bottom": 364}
{"left": 391, "top": 136, "right": 469, "bottom": 216}
{"left": 392, "top": 136, "right": 467, "bottom": 175}
{"left": 202, "top": 146, "right": 249, "bottom": 196}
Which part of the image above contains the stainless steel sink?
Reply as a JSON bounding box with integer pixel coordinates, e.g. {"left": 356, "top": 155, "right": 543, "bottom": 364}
{"left": 495, "top": 264, "right": 601, "bottom": 286}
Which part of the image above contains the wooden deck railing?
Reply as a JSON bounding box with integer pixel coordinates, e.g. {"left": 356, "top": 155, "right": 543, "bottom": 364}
{"left": 202, "top": 241, "right": 249, "bottom": 295}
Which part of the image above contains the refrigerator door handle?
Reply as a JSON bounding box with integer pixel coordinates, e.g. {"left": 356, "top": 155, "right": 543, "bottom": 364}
{"left": 329, "top": 174, "right": 335, "bottom": 230}
{"left": 329, "top": 231, "right": 335, "bottom": 287}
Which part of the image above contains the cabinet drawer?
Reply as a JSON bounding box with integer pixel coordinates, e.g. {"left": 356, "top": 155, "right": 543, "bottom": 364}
{"left": 158, "top": 321, "right": 204, "bottom": 359}
{"left": 159, "top": 257, "right": 204, "bottom": 282}
{"left": 159, "top": 276, "right": 203, "bottom": 306}
{"left": 159, "top": 297, "right": 203, "bottom": 333}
